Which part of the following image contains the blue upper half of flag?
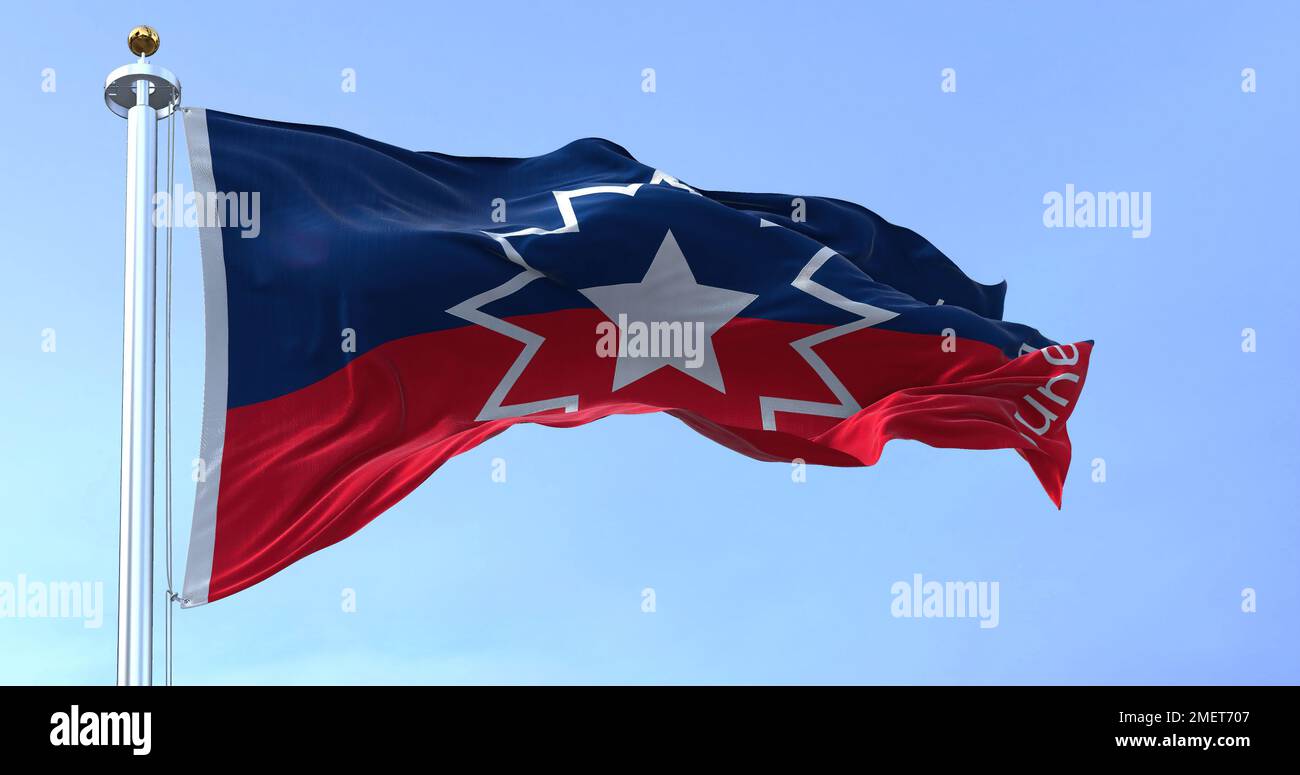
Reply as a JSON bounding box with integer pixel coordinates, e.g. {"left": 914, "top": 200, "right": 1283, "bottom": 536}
{"left": 195, "top": 109, "right": 1059, "bottom": 409}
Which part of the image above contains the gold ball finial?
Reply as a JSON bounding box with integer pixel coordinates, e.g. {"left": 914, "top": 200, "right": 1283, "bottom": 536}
{"left": 127, "top": 26, "right": 160, "bottom": 57}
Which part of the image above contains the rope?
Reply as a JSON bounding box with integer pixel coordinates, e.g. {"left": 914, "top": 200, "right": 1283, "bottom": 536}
{"left": 163, "top": 105, "right": 177, "bottom": 686}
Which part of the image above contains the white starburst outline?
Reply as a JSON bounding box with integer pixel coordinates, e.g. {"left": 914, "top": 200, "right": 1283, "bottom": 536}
{"left": 447, "top": 170, "right": 698, "bottom": 421}
{"left": 758, "top": 246, "right": 900, "bottom": 431}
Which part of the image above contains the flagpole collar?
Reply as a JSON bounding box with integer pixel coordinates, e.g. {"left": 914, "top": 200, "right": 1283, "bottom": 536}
{"left": 104, "top": 62, "right": 181, "bottom": 119}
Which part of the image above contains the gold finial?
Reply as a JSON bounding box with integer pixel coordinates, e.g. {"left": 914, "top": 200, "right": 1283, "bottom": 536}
{"left": 127, "top": 26, "right": 160, "bottom": 58}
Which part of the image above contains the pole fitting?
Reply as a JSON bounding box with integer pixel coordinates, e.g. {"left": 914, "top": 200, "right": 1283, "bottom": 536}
{"left": 128, "top": 26, "right": 161, "bottom": 58}
{"left": 105, "top": 28, "right": 181, "bottom": 120}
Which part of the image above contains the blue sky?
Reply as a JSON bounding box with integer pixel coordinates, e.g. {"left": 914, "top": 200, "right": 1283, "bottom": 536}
{"left": 1, "top": 0, "right": 1297, "bottom": 684}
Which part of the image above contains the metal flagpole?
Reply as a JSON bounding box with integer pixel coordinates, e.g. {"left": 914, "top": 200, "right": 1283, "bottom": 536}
{"left": 104, "top": 26, "right": 181, "bottom": 686}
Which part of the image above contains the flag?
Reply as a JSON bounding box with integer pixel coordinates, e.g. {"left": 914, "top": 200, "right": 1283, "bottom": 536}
{"left": 180, "top": 108, "right": 1091, "bottom": 606}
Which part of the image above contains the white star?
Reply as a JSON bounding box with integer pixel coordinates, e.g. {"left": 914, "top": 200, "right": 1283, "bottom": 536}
{"left": 580, "top": 230, "right": 757, "bottom": 393}
{"left": 448, "top": 172, "right": 699, "bottom": 421}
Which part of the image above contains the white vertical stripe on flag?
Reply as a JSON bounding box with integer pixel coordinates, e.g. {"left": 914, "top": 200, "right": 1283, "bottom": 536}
{"left": 179, "top": 107, "right": 228, "bottom": 608}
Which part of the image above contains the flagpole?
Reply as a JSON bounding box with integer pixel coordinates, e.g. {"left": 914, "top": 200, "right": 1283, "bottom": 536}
{"left": 104, "top": 26, "right": 181, "bottom": 686}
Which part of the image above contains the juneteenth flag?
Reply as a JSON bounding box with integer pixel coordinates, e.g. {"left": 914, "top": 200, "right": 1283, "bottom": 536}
{"left": 179, "top": 108, "right": 1091, "bottom": 606}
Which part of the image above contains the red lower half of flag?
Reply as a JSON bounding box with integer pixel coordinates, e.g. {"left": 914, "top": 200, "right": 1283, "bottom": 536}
{"left": 198, "top": 309, "right": 1091, "bottom": 604}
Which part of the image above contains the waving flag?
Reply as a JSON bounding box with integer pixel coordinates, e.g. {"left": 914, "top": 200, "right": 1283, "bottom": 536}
{"left": 180, "top": 108, "right": 1091, "bottom": 606}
